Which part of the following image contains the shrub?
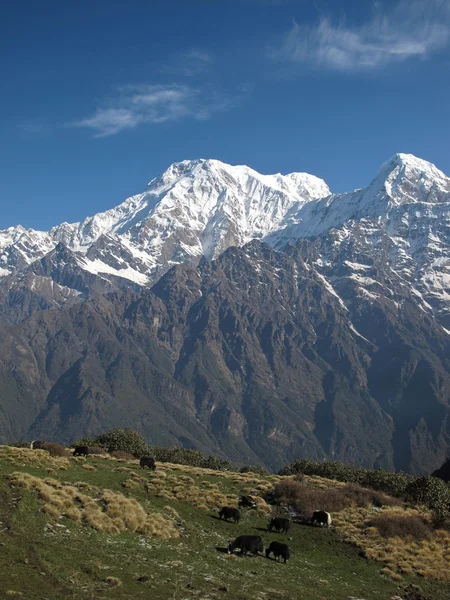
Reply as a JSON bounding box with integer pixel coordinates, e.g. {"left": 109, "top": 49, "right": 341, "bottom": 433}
{"left": 279, "top": 459, "right": 415, "bottom": 497}
{"left": 431, "top": 509, "right": 450, "bottom": 531}
{"left": 272, "top": 480, "right": 400, "bottom": 518}
{"left": 272, "top": 480, "right": 351, "bottom": 517}
{"left": 367, "top": 514, "right": 432, "bottom": 540}
{"left": 403, "top": 476, "right": 450, "bottom": 516}
{"left": 8, "top": 441, "right": 31, "bottom": 448}
{"left": 41, "top": 443, "right": 68, "bottom": 457}
{"left": 341, "top": 484, "right": 400, "bottom": 508}
{"left": 150, "top": 446, "right": 232, "bottom": 471}
{"left": 87, "top": 446, "right": 106, "bottom": 455}
{"left": 71, "top": 437, "right": 97, "bottom": 448}
{"left": 72, "top": 430, "right": 233, "bottom": 470}
{"left": 89, "top": 429, "right": 151, "bottom": 457}
{"left": 110, "top": 450, "right": 136, "bottom": 461}
{"left": 202, "top": 455, "right": 232, "bottom": 471}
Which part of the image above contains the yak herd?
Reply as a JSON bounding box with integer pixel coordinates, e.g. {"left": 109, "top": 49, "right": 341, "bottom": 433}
{"left": 29, "top": 443, "right": 333, "bottom": 565}
{"left": 221, "top": 502, "right": 332, "bottom": 564}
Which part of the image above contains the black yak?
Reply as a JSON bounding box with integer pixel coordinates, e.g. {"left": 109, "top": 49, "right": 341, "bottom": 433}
{"left": 218, "top": 507, "right": 240, "bottom": 523}
{"left": 140, "top": 456, "right": 156, "bottom": 470}
{"left": 228, "top": 535, "right": 263, "bottom": 556}
{"left": 266, "top": 541, "right": 290, "bottom": 563}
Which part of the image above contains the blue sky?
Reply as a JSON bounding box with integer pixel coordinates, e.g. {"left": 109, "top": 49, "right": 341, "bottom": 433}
{"left": 1, "top": 0, "right": 449, "bottom": 230}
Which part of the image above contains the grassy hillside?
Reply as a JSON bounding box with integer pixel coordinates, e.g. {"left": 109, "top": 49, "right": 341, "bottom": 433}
{"left": 0, "top": 445, "right": 449, "bottom": 600}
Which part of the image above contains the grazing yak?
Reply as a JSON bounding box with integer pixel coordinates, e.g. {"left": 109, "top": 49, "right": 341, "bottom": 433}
{"left": 228, "top": 535, "right": 264, "bottom": 556}
{"left": 73, "top": 445, "right": 89, "bottom": 457}
{"left": 140, "top": 456, "right": 156, "bottom": 470}
{"left": 218, "top": 507, "right": 240, "bottom": 523}
{"left": 266, "top": 541, "right": 290, "bottom": 563}
{"left": 30, "top": 440, "right": 46, "bottom": 450}
{"left": 311, "top": 510, "right": 332, "bottom": 527}
{"left": 268, "top": 517, "right": 290, "bottom": 534}
{"left": 238, "top": 495, "right": 257, "bottom": 509}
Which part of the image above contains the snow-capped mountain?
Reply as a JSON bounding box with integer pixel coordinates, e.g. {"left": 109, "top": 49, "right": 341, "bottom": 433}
{"left": 0, "top": 153, "right": 449, "bottom": 329}
{"left": 1, "top": 153, "right": 450, "bottom": 473}
{"left": 0, "top": 159, "right": 329, "bottom": 284}
{"left": 268, "top": 154, "right": 450, "bottom": 329}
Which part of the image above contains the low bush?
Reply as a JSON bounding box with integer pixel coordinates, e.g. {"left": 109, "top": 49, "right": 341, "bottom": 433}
{"left": 403, "top": 476, "right": 450, "bottom": 516}
{"left": 8, "top": 441, "right": 30, "bottom": 448}
{"left": 87, "top": 446, "right": 106, "bottom": 455}
{"left": 342, "top": 484, "right": 400, "bottom": 508}
{"left": 41, "top": 443, "right": 68, "bottom": 457}
{"left": 110, "top": 450, "right": 136, "bottom": 461}
{"left": 278, "top": 461, "right": 450, "bottom": 517}
{"left": 71, "top": 430, "right": 232, "bottom": 471}
{"left": 279, "top": 459, "right": 415, "bottom": 497}
{"left": 87, "top": 429, "right": 151, "bottom": 457}
{"left": 272, "top": 480, "right": 351, "bottom": 517}
{"left": 272, "top": 480, "right": 400, "bottom": 518}
{"left": 151, "top": 446, "right": 232, "bottom": 471}
{"left": 367, "top": 514, "right": 432, "bottom": 540}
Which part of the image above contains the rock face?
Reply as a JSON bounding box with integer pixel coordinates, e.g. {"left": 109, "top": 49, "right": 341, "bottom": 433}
{"left": 0, "top": 153, "right": 449, "bottom": 473}
{"left": 0, "top": 240, "right": 449, "bottom": 474}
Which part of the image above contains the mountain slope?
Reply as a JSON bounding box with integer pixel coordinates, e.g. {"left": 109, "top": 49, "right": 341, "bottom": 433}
{"left": 1, "top": 240, "right": 449, "bottom": 474}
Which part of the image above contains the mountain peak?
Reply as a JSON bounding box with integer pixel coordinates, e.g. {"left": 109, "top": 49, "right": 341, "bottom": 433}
{"left": 369, "top": 152, "right": 450, "bottom": 205}
{"left": 378, "top": 152, "right": 448, "bottom": 181}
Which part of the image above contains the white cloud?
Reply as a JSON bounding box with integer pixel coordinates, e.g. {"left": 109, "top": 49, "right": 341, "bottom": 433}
{"left": 72, "top": 83, "right": 231, "bottom": 137}
{"left": 271, "top": 0, "right": 450, "bottom": 71}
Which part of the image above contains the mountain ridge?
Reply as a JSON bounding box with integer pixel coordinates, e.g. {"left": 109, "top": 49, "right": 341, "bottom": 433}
{"left": 0, "top": 153, "right": 449, "bottom": 473}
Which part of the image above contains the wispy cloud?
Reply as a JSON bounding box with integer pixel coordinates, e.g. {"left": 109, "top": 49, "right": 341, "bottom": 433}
{"left": 271, "top": 0, "right": 450, "bottom": 71}
{"left": 71, "top": 83, "right": 234, "bottom": 137}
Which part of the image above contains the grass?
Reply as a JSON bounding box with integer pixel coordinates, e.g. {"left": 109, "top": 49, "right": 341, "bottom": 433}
{"left": 0, "top": 445, "right": 449, "bottom": 599}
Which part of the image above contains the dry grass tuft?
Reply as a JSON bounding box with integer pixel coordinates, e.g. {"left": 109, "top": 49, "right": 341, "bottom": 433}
{"left": 163, "top": 505, "right": 181, "bottom": 520}
{"left": 122, "top": 478, "right": 140, "bottom": 489}
{"left": 368, "top": 514, "right": 432, "bottom": 540}
{"left": 0, "top": 446, "right": 69, "bottom": 470}
{"left": 81, "top": 464, "right": 96, "bottom": 471}
{"left": 104, "top": 577, "right": 122, "bottom": 587}
{"left": 381, "top": 567, "right": 403, "bottom": 581}
{"left": 333, "top": 505, "right": 450, "bottom": 580}
{"left": 10, "top": 472, "right": 179, "bottom": 540}
{"left": 73, "top": 481, "right": 98, "bottom": 492}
